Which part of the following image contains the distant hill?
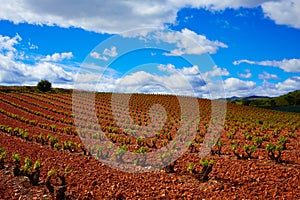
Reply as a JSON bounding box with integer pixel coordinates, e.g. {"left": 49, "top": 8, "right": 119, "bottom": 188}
{"left": 229, "top": 90, "right": 300, "bottom": 113}
{"left": 221, "top": 95, "right": 270, "bottom": 101}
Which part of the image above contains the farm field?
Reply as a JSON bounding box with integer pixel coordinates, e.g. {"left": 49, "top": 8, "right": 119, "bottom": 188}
{"left": 0, "top": 88, "right": 300, "bottom": 199}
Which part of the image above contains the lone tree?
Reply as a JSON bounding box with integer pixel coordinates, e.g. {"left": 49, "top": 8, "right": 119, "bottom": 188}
{"left": 37, "top": 80, "right": 52, "bottom": 92}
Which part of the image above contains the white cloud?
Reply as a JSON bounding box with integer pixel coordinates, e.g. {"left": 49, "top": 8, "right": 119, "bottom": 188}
{"left": 157, "top": 63, "right": 176, "bottom": 73}
{"left": 114, "top": 69, "right": 198, "bottom": 96}
{"left": 0, "top": 54, "right": 74, "bottom": 85}
{"left": 90, "top": 46, "right": 118, "bottom": 60}
{"left": 275, "top": 76, "right": 300, "bottom": 91}
{"left": 28, "top": 42, "right": 38, "bottom": 50}
{"left": 111, "top": 64, "right": 230, "bottom": 98}
{"left": 181, "top": 65, "right": 201, "bottom": 75}
{"left": 169, "top": 0, "right": 276, "bottom": 10}
{"left": 156, "top": 28, "right": 227, "bottom": 56}
{"left": 0, "top": 34, "right": 21, "bottom": 53}
{"left": 262, "top": 0, "right": 300, "bottom": 29}
{"left": 90, "top": 52, "right": 108, "bottom": 61}
{"left": 223, "top": 77, "right": 256, "bottom": 91}
{"left": 41, "top": 52, "right": 73, "bottom": 62}
{"left": 0, "top": 0, "right": 289, "bottom": 35}
{"left": 203, "top": 65, "right": 230, "bottom": 78}
{"left": 238, "top": 69, "right": 252, "bottom": 78}
{"left": 252, "top": 76, "right": 300, "bottom": 97}
{"left": 233, "top": 58, "right": 300, "bottom": 73}
{"left": 258, "top": 71, "right": 279, "bottom": 80}
{"left": 103, "top": 46, "right": 118, "bottom": 57}
{"left": 219, "top": 76, "right": 300, "bottom": 98}
{"left": 0, "top": 34, "right": 76, "bottom": 85}
{"left": 0, "top": 0, "right": 178, "bottom": 34}
{"left": 1, "top": 32, "right": 299, "bottom": 99}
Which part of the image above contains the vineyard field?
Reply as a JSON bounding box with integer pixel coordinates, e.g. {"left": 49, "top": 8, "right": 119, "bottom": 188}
{"left": 0, "top": 87, "right": 299, "bottom": 199}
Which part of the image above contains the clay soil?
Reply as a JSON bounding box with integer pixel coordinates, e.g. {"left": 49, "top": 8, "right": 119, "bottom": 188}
{"left": 1, "top": 132, "right": 300, "bottom": 199}
{"left": 0, "top": 91, "right": 299, "bottom": 199}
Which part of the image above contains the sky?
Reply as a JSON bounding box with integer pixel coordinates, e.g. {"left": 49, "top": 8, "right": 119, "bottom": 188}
{"left": 0, "top": 0, "right": 300, "bottom": 99}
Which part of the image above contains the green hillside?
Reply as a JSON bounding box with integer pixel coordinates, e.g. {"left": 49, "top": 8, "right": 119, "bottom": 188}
{"left": 230, "top": 90, "right": 300, "bottom": 113}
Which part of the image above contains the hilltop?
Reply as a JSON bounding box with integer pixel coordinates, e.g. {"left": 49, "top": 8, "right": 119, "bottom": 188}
{"left": 229, "top": 90, "right": 300, "bottom": 113}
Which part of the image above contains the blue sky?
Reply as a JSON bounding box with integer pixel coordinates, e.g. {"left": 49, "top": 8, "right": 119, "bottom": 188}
{"left": 0, "top": 1, "right": 299, "bottom": 98}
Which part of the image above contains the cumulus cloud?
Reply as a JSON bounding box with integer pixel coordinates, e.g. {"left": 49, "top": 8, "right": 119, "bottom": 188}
{"left": 223, "top": 77, "right": 256, "bottom": 91}
{"left": 197, "top": 77, "right": 256, "bottom": 98}
{"left": 0, "top": 0, "right": 291, "bottom": 35}
{"left": 0, "top": 54, "right": 74, "bottom": 85}
{"left": 105, "top": 64, "right": 230, "bottom": 97}
{"left": 262, "top": 0, "right": 300, "bottom": 29}
{"left": 238, "top": 69, "right": 252, "bottom": 78}
{"left": 0, "top": 34, "right": 21, "bottom": 53}
{"left": 0, "top": 0, "right": 178, "bottom": 34}
{"left": 169, "top": 0, "right": 277, "bottom": 11}
{"left": 28, "top": 41, "right": 38, "bottom": 50}
{"left": 41, "top": 52, "right": 73, "bottom": 62}
{"left": 233, "top": 58, "right": 300, "bottom": 73}
{"left": 113, "top": 70, "right": 197, "bottom": 96}
{"left": 252, "top": 76, "right": 300, "bottom": 97}
{"left": 157, "top": 63, "right": 177, "bottom": 73}
{"left": 0, "top": 34, "right": 76, "bottom": 85}
{"left": 90, "top": 46, "right": 118, "bottom": 61}
{"left": 156, "top": 28, "right": 227, "bottom": 56}
{"left": 203, "top": 65, "right": 230, "bottom": 78}
{"left": 275, "top": 76, "right": 300, "bottom": 91}
{"left": 111, "top": 64, "right": 232, "bottom": 97}
{"left": 258, "top": 71, "right": 279, "bottom": 80}
{"left": 218, "top": 76, "right": 300, "bottom": 98}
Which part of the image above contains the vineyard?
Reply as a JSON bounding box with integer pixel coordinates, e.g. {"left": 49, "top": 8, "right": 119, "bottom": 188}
{"left": 0, "top": 88, "right": 299, "bottom": 199}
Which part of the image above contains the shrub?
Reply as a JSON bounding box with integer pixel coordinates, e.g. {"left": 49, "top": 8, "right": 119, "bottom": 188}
{"left": 23, "top": 130, "right": 29, "bottom": 141}
{"left": 37, "top": 80, "right": 52, "bottom": 92}
{"left": 49, "top": 136, "right": 59, "bottom": 147}
{"left": 228, "top": 132, "right": 235, "bottom": 139}
{"left": 146, "top": 138, "right": 157, "bottom": 148}
{"left": 214, "top": 139, "right": 223, "bottom": 156}
{"left": 253, "top": 137, "right": 263, "bottom": 148}
{"left": 46, "top": 167, "right": 71, "bottom": 199}
{"left": 21, "top": 158, "right": 42, "bottom": 186}
{"left": 114, "top": 144, "right": 128, "bottom": 162}
{"left": 186, "top": 163, "right": 195, "bottom": 173}
{"left": 22, "top": 157, "right": 32, "bottom": 175}
{"left": 265, "top": 143, "right": 282, "bottom": 163}
{"left": 0, "top": 147, "right": 7, "bottom": 169}
{"left": 12, "top": 154, "right": 21, "bottom": 176}
{"left": 277, "top": 136, "right": 289, "bottom": 150}
{"left": 243, "top": 145, "right": 256, "bottom": 158}
{"left": 244, "top": 133, "right": 254, "bottom": 141}
{"left": 53, "top": 143, "right": 59, "bottom": 150}
{"left": 32, "top": 160, "right": 42, "bottom": 185}
{"left": 96, "top": 146, "right": 104, "bottom": 158}
{"left": 288, "top": 132, "right": 296, "bottom": 138}
{"left": 197, "top": 159, "right": 215, "bottom": 182}
{"left": 231, "top": 144, "right": 242, "bottom": 159}
{"left": 159, "top": 150, "right": 176, "bottom": 173}
{"left": 187, "top": 141, "right": 197, "bottom": 153}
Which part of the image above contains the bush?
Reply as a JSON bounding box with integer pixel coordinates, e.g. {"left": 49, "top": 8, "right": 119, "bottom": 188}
{"left": 277, "top": 136, "right": 289, "bottom": 150}
{"left": 197, "top": 159, "right": 215, "bottom": 182}
{"left": 37, "top": 80, "right": 52, "bottom": 92}
{"left": 266, "top": 143, "right": 282, "bottom": 163}
{"left": 243, "top": 145, "right": 256, "bottom": 158}
{"left": 0, "top": 147, "right": 7, "bottom": 169}
{"left": 22, "top": 157, "right": 41, "bottom": 185}
{"left": 46, "top": 167, "right": 71, "bottom": 199}
{"left": 12, "top": 154, "right": 21, "bottom": 176}
{"left": 253, "top": 137, "right": 263, "bottom": 148}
